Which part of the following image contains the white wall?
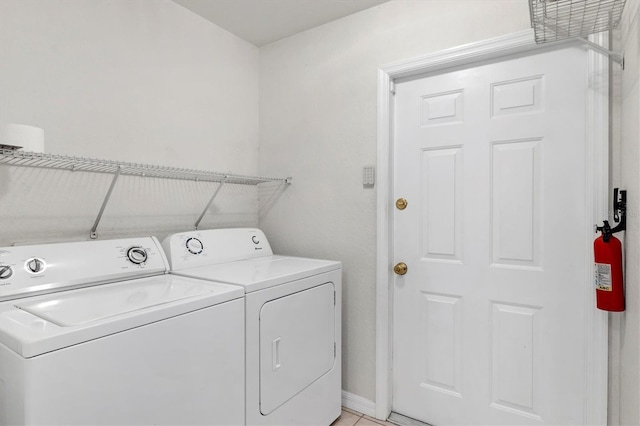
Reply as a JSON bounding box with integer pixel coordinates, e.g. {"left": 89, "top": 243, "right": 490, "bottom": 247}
{"left": 258, "top": 0, "right": 532, "bottom": 401}
{"left": 611, "top": 1, "right": 640, "bottom": 424}
{"left": 0, "top": 0, "right": 260, "bottom": 245}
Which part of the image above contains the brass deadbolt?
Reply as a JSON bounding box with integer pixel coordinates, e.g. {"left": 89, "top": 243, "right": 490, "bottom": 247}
{"left": 394, "top": 262, "right": 408, "bottom": 275}
{"left": 396, "top": 198, "right": 408, "bottom": 210}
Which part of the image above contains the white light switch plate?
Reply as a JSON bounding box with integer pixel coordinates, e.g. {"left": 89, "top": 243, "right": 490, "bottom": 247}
{"left": 363, "top": 165, "right": 375, "bottom": 187}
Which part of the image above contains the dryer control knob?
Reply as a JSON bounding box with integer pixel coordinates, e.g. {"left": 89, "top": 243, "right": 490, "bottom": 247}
{"left": 26, "top": 258, "right": 45, "bottom": 274}
{"left": 0, "top": 265, "right": 13, "bottom": 279}
{"left": 127, "top": 247, "right": 148, "bottom": 265}
{"left": 186, "top": 237, "right": 204, "bottom": 255}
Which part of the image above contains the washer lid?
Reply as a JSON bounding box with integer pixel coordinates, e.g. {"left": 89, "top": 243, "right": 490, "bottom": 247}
{"left": 0, "top": 275, "right": 243, "bottom": 358}
{"left": 174, "top": 255, "right": 341, "bottom": 293}
{"left": 15, "top": 276, "right": 239, "bottom": 327}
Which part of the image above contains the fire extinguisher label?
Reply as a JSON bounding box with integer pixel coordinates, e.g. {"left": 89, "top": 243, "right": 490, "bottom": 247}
{"left": 594, "top": 263, "right": 613, "bottom": 291}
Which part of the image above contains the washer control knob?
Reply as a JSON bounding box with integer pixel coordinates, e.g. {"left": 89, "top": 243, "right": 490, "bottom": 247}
{"left": 0, "top": 265, "right": 13, "bottom": 280}
{"left": 127, "top": 247, "right": 148, "bottom": 265}
{"left": 186, "top": 237, "right": 204, "bottom": 255}
{"left": 26, "top": 258, "right": 45, "bottom": 274}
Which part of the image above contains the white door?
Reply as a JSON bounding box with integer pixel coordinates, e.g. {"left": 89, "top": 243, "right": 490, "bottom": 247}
{"left": 393, "top": 46, "right": 592, "bottom": 425}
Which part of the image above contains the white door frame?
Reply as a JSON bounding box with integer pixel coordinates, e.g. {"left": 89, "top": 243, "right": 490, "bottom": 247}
{"left": 375, "top": 29, "right": 610, "bottom": 423}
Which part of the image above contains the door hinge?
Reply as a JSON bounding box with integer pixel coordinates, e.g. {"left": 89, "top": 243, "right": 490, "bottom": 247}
{"left": 334, "top": 291, "right": 336, "bottom": 305}
{"left": 390, "top": 80, "right": 396, "bottom": 95}
{"left": 334, "top": 342, "right": 337, "bottom": 358}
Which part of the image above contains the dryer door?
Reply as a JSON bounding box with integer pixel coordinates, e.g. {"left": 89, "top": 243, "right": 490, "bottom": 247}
{"left": 259, "top": 282, "right": 335, "bottom": 415}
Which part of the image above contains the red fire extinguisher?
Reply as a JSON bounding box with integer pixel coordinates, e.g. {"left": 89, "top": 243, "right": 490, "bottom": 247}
{"left": 594, "top": 189, "right": 626, "bottom": 312}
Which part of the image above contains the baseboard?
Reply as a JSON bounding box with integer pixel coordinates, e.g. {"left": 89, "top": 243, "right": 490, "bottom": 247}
{"left": 341, "top": 390, "right": 376, "bottom": 417}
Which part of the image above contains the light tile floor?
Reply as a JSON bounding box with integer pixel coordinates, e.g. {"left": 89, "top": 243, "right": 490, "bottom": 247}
{"left": 331, "top": 407, "right": 397, "bottom": 426}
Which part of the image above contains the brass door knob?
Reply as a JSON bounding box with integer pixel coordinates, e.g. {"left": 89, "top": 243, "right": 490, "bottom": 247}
{"left": 394, "top": 262, "right": 408, "bottom": 275}
{"left": 396, "top": 198, "right": 408, "bottom": 210}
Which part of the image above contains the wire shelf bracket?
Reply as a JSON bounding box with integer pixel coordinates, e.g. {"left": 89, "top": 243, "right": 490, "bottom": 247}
{"left": 578, "top": 37, "right": 624, "bottom": 67}
{"left": 195, "top": 178, "right": 227, "bottom": 231}
{"left": 0, "top": 148, "right": 292, "bottom": 238}
{"left": 90, "top": 166, "right": 122, "bottom": 239}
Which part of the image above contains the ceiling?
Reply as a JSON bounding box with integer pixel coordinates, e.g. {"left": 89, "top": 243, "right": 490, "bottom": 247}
{"left": 172, "top": 0, "right": 391, "bottom": 47}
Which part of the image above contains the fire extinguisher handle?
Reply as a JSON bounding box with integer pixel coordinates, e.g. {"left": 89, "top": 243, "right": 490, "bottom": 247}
{"left": 596, "top": 220, "right": 613, "bottom": 243}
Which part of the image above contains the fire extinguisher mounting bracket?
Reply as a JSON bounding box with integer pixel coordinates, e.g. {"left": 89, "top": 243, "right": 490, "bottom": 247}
{"left": 596, "top": 188, "right": 627, "bottom": 242}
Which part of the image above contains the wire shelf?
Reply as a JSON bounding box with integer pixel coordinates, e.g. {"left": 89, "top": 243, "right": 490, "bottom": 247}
{"left": 529, "top": 0, "right": 627, "bottom": 43}
{"left": 0, "top": 148, "right": 291, "bottom": 185}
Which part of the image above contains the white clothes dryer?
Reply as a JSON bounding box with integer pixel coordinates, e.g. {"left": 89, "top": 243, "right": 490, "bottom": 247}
{"left": 0, "top": 237, "right": 245, "bottom": 426}
{"left": 162, "top": 228, "right": 342, "bottom": 426}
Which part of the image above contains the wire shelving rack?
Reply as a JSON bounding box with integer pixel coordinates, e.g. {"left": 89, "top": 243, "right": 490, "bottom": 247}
{"left": 529, "top": 0, "right": 627, "bottom": 43}
{"left": 0, "top": 148, "right": 292, "bottom": 238}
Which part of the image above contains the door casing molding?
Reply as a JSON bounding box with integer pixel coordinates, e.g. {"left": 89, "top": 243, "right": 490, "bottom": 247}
{"left": 375, "top": 29, "right": 609, "bottom": 423}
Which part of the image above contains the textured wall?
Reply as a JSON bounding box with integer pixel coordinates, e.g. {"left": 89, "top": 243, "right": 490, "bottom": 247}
{"left": 0, "top": 0, "right": 261, "bottom": 245}
{"left": 258, "top": 0, "right": 532, "bottom": 401}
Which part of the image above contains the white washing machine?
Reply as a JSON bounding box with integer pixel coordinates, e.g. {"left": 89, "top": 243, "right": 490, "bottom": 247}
{"left": 162, "top": 228, "right": 342, "bottom": 426}
{"left": 0, "top": 237, "right": 245, "bottom": 426}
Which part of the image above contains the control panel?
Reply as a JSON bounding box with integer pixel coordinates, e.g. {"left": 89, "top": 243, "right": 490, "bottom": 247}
{"left": 0, "top": 237, "right": 168, "bottom": 302}
{"left": 162, "top": 228, "right": 273, "bottom": 271}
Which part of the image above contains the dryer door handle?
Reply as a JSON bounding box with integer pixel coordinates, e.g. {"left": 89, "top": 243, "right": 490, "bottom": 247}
{"left": 272, "top": 337, "right": 282, "bottom": 372}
